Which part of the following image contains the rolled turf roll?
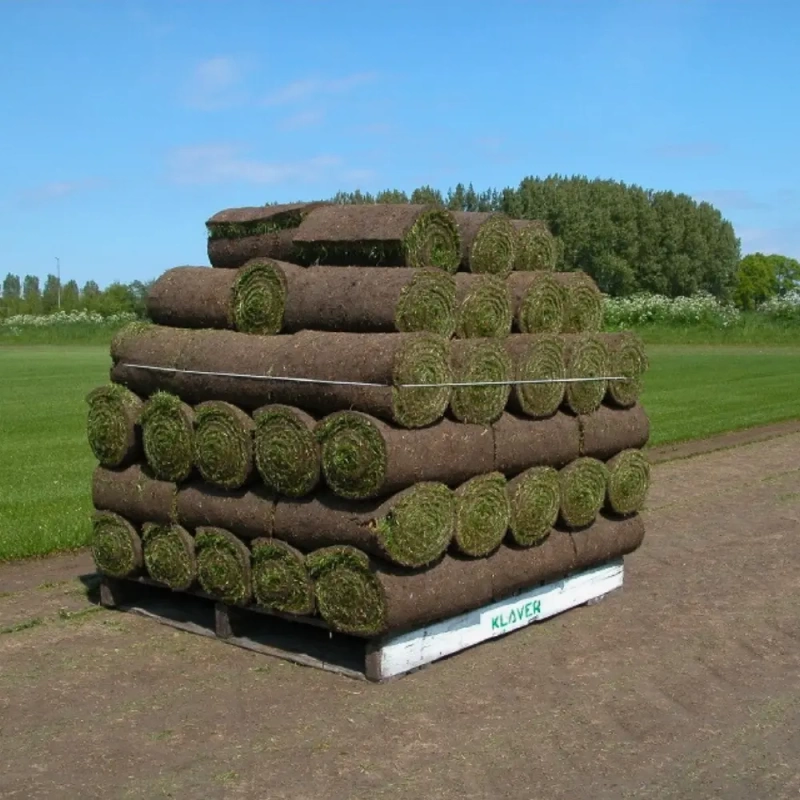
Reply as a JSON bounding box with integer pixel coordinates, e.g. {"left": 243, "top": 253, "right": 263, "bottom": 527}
{"left": 598, "top": 332, "right": 648, "bottom": 407}
{"left": 110, "top": 327, "right": 453, "bottom": 430}
{"left": 280, "top": 265, "right": 457, "bottom": 336}
{"left": 274, "top": 483, "right": 455, "bottom": 568}
{"left": 91, "top": 511, "right": 143, "bottom": 578}
{"left": 316, "top": 411, "right": 494, "bottom": 500}
{"left": 510, "top": 220, "right": 557, "bottom": 271}
{"left": 507, "top": 466, "right": 560, "bottom": 547}
{"left": 193, "top": 401, "right": 255, "bottom": 490}
{"left": 579, "top": 404, "right": 650, "bottom": 459}
{"left": 176, "top": 483, "right": 275, "bottom": 540}
{"left": 558, "top": 457, "right": 609, "bottom": 529}
{"left": 507, "top": 272, "right": 565, "bottom": 333}
{"left": 145, "top": 261, "right": 288, "bottom": 335}
{"left": 452, "top": 473, "right": 510, "bottom": 557}
{"left": 86, "top": 384, "right": 143, "bottom": 468}
{"left": 253, "top": 405, "right": 320, "bottom": 497}
{"left": 606, "top": 449, "right": 650, "bottom": 515}
{"left": 554, "top": 272, "right": 604, "bottom": 333}
{"left": 451, "top": 211, "right": 516, "bottom": 276}
{"left": 454, "top": 274, "right": 513, "bottom": 339}
{"left": 251, "top": 538, "right": 314, "bottom": 615}
{"left": 206, "top": 202, "right": 327, "bottom": 269}
{"left": 562, "top": 334, "right": 610, "bottom": 415}
{"left": 504, "top": 334, "right": 566, "bottom": 418}
{"left": 492, "top": 412, "right": 581, "bottom": 476}
{"left": 195, "top": 527, "right": 252, "bottom": 606}
{"left": 308, "top": 513, "right": 644, "bottom": 636}
{"left": 449, "top": 339, "right": 512, "bottom": 425}
{"left": 140, "top": 392, "right": 194, "bottom": 482}
{"left": 141, "top": 522, "right": 196, "bottom": 591}
{"left": 92, "top": 465, "right": 177, "bottom": 525}
{"left": 290, "top": 203, "right": 462, "bottom": 272}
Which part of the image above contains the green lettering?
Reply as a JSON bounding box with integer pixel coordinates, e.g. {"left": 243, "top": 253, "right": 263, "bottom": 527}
{"left": 491, "top": 615, "right": 502, "bottom": 630}
{"left": 524, "top": 602, "right": 533, "bottom": 618}
{"left": 532, "top": 600, "right": 541, "bottom": 615}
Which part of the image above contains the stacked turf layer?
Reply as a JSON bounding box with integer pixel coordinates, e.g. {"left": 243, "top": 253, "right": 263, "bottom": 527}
{"left": 88, "top": 201, "right": 650, "bottom": 642}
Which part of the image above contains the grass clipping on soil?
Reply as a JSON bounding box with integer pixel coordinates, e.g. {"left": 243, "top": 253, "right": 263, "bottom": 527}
{"left": 563, "top": 335, "right": 610, "bottom": 415}
{"left": 606, "top": 449, "right": 650, "bottom": 514}
{"left": 193, "top": 401, "right": 255, "bottom": 490}
{"left": 307, "top": 546, "right": 385, "bottom": 636}
{"left": 254, "top": 405, "right": 320, "bottom": 497}
{"left": 195, "top": 527, "right": 252, "bottom": 605}
{"left": 141, "top": 392, "right": 194, "bottom": 482}
{"left": 142, "top": 522, "right": 196, "bottom": 590}
{"left": 603, "top": 332, "right": 648, "bottom": 407}
{"left": 371, "top": 483, "right": 455, "bottom": 567}
{"left": 91, "top": 511, "right": 142, "bottom": 578}
{"left": 508, "top": 466, "right": 560, "bottom": 546}
{"left": 508, "top": 273, "right": 565, "bottom": 334}
{"left": 251, "top": 538, "right": 314, "bottom": 615}
{"left": 449, "top": 339, "right": 512, "bottom": 424}
{"left": 559, "top": 458, "right": 609, "bottom": 529}
{"left": 511, "top": 220, "right": 557, "bottom": 271}
{"left": 455, "top": 275, "right": 513, "bottom": 339}
{"left": 453, "top": 473, "right": 510, "bottom": 557}
{"left": 505, "top": 334, "right": 566, "bottom": 418}
{"left": 86, "top": 384, "right": 142, "bottom": 467}
{"left": 230, "top": 259, "right": 288, "bottom": 334}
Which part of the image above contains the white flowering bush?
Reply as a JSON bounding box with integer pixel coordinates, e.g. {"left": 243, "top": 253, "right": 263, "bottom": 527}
{"left": 604, "top": 292, "right": 741, "bottom": 329}
{"left": 757, "top": 291, "right": 800, "bottom": 321}
{"left": 0, "top": 310, "right": 138, "bottom": 328}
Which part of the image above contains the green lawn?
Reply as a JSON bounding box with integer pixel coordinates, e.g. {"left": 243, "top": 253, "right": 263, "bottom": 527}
{"left": 1, "top": 343, "right": 799, "bottom": 561}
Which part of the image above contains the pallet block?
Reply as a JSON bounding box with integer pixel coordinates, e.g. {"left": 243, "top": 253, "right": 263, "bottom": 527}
{"left": 99, "top": 558, "right": 624, "bottom": 681}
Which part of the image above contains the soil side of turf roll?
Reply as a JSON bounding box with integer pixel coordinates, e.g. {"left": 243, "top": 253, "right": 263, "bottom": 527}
{"left": 281, "top": 265, "right": 455, "bottom": 334}
{"left": 364, "top": 513, "right": 644, "bottom": 635}
{"left": 208, "top": 230, "right": 297, "bottom": 270}
{"left": 492, "top": 412, "right": 581, "bottom": 476}
{"left": 579, "top": 404, "right": 651, "bottom": 460}
{"left": 110, "top": 327, "right": 449, "bottom": 426}
{"left": 147, "top": 267, "right": 237, "bottom": 329}
{"left": 319, "top": 412, "right": 495, "bottom": 498}
{"left": 92, "top": 465, "right": 177, "bottom": 525}
{"left": 176, "top": 483, "right": 275, "bottom": 540}
{"left": 290, "top": 204, "right": 459, "bottom": 270}
{"left": 206, "top": 202, "right": 326, "bottom": 227}
{"left": 272, "top": 489, "right": 449, "bottom": 565}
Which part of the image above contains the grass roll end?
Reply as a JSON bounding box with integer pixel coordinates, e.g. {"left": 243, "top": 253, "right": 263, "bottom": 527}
{"left": 142, "top": 522, "right": 196, "bottom": 590}
{"left": 453, "top": 472, "right": 510, "bottom": 557}
{"left": 86, "top": 384, "right": 142, "bottom": 467}
{"left": 195, "top": 527, "right": 252, "bottom": 606}
{"left": 607, "top": 449, "right": 650, "bottom": 515}
{"left": 91, "top": 511, "right": 142, "bottom": 578}
{"left": 141, "top": 391, "right": 194, "bottom": 482}
{"left": 252, "top": 538, "right": 314, "bottom": 615}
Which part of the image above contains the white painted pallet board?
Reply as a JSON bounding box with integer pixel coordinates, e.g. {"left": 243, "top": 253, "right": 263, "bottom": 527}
{"left": 374, "top": 558, "right": 624, "bottom": 680}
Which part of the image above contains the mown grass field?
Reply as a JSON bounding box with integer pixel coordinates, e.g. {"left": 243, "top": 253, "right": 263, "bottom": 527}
{"left": 1, "top": 343, "right": 799, "bottom": 561}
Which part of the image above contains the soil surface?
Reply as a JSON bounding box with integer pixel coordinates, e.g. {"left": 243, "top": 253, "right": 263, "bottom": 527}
{"left": 1, "top": 433, "right": 799, "bottom": 799}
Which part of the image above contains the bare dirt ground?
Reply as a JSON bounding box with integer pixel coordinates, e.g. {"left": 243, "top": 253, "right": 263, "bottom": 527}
{"left": 1, "top": 433, "right": 799, "bottom": 800}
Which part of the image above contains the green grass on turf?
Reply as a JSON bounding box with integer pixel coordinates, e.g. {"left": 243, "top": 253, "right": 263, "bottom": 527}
{"left": 1, "top": 342, "right": 799, "bottom": 560}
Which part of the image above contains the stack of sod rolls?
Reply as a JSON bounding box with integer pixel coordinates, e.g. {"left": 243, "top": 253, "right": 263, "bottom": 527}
{"left": 87, "top": 202, "right": 650, "bottom": 639}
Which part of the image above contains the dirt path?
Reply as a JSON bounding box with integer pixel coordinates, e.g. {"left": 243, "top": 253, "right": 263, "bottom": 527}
{"left": 1, "top": 434, "right": 799, "bottom": 800}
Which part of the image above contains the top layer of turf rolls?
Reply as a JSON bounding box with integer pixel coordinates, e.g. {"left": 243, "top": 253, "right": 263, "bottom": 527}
{"left": 510, "top": 220, "right": 558, "bottom": 271}
{"left": 290, "top": 204, "right": 462, "bottom": 272}
{"left": 110, "top": 327, "right": 453, "bottom": 430}
{"left": 86, "top": 384, "right": 142, "bottom": 468}
{"left": 451, "top": 211, "right": 516, "bottom": 276}
{"left": 206, "top": 202, "right": 327, "bottom": 269}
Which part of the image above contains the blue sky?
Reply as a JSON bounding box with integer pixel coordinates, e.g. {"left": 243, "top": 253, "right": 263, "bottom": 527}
{"left": 2, "top": 0, "right": 799, "bottom": 288}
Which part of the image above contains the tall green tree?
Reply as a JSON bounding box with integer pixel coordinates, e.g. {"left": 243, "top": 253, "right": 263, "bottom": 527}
{"left": 82, "top": 280, "right": 102, "bottom": 312}
{"left": 2, "top": 273, "right": 21, "bottom": 315}
{"left": 22, "top": 275, "right": 42, "bottom": 314}
{"left": 42, "top": 274, "right": 61, "bottom": 313}
{"left": 733, "top": 254, "right": 776, "bottom": 310}
{"left": 62, "top": 280, "right": 80, "bottom": 311}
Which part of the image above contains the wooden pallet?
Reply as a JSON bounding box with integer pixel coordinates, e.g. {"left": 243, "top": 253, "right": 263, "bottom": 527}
{"left": 99, "top": 558, "right": 625, "bottom": 681}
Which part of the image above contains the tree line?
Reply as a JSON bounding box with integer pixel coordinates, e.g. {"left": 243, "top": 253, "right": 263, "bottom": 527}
{"left": 0, "top": 273, "right": 153, "bottom": 318}
{"left": 324, "top": 175, "right": 745, "bottom": 299}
